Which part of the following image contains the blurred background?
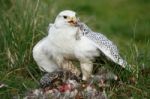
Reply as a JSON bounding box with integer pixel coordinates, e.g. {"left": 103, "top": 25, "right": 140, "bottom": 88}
{"left": 0, "top": 0, "right": 150, "bottom": 98}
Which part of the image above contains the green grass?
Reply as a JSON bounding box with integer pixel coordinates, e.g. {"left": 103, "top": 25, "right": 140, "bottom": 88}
{"left": 0, "top": 0, "right": 150, "bottom": 98}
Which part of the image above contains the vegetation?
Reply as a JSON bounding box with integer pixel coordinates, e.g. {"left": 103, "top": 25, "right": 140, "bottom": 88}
{"left": 0, "top": 0, "right": 150, "bottom": 98}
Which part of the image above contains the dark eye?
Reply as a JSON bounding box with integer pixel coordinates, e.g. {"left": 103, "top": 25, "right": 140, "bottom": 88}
{"left": 63, "top": 16, "right": 67, "bottom": 19}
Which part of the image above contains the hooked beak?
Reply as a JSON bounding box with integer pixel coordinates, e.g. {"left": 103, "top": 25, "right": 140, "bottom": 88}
{"left": 68, "top": 17, "right": 78, "bottom": 26}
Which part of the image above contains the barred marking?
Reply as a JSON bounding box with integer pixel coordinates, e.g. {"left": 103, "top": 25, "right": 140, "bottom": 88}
{"left": 78, "top": 22, "right": 127, "bottom": 67}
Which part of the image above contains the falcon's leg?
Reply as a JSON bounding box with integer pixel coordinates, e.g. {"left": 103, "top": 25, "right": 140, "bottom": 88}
{"left": 56, "top": 57, "right": 81, "bottom": 76}
{"left": 62, "top": 60, "right": 81, "bottom": 76}
{"left": 80, "top": 61, "right": 93, "bottom": 80}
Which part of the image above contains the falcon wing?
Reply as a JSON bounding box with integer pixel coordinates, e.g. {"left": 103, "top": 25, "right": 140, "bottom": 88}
{"left": 78, "top": 22, "right": 127, "bottom": 68}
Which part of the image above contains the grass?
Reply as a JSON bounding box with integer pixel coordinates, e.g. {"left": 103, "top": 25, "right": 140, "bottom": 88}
{"left": 0, "top": 0, "right": 150, "bottom": 98}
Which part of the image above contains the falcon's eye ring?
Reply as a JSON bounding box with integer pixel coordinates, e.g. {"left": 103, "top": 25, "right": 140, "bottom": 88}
{"left": 63, "top": 16, "right": 67, "bottom": 19}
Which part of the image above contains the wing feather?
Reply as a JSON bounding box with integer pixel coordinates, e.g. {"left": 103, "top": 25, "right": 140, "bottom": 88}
{"left": 78, "top": 22, "right": 127, "bottom": 68}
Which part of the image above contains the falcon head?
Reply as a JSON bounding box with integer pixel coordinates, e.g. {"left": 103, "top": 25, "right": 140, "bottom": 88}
{"left": 54, "top": 10, "right": 78, "bottom": 27}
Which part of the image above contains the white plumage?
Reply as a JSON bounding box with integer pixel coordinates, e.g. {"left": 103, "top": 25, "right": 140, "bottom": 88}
{"left": 77, "top": 22, "right": 127, "bottom": 68}
{"left": 33, "top": 10, "right": 128, "bottom": 80}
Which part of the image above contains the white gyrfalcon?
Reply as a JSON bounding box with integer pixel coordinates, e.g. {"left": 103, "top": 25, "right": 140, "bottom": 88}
{"left": 33, "top": 10, "right": 130, "bottom": 80}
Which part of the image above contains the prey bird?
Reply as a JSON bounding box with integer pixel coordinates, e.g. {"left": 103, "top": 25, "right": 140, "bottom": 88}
{"left": 33, "top": 10, "right": 130, "bottom": 81}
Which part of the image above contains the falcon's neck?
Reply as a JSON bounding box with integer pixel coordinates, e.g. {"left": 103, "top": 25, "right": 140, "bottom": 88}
{"left": 48, "top": 24, "right": 78, "bottom": 40}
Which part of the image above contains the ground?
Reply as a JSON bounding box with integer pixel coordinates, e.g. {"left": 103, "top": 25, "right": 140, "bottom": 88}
{"left": 0, "top": 0, "right": 150, "bottom": 98}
